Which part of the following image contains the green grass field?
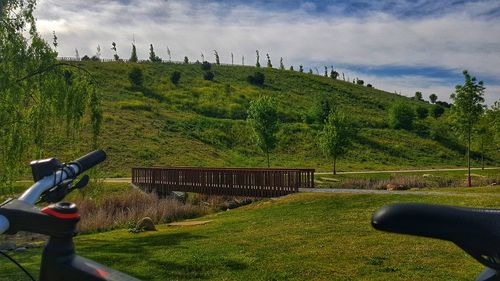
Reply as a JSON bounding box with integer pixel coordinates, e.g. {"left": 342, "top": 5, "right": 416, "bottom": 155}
{"left": 1, "top": 191, "right": 498, "bottom": 281}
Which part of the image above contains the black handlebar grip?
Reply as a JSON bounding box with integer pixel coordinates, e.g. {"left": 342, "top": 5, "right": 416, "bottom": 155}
{"left": 74, "top": 150, "right": 107, "bottom": 174}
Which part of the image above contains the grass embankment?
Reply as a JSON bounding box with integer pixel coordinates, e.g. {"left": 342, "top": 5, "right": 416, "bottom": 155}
{"left": 316, "top": 168, "right": 500, "bottom": 190}
{"left": 26, "top": 61, "right": 497, "bottom": 178}
{"left": 1, "top": 192, "right": 498, "bottom": 280}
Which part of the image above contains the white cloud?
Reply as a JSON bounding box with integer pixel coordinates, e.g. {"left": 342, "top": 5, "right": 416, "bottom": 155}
{"left": 34, "top": 0, "right": 500, "bottom": 104}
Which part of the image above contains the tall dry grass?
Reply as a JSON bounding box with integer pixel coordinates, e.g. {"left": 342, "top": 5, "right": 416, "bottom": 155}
{"left": 336, "top": 175, "right": 499, "bottom": 190}
{"left": 74, "top": 189, "right": 208, "bottom": 233}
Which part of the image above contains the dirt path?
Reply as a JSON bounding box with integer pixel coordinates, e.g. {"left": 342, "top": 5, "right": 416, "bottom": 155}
{"left": 299, "top": 188, "right": 500, "bottom": 197}
{"left": 316, "top": 167, "right": 499, "bottom": 175}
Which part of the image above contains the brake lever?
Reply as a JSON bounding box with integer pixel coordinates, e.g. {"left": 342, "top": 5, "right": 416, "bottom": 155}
{"left": 38, "top": 175, "right": 90, "bottom": 204}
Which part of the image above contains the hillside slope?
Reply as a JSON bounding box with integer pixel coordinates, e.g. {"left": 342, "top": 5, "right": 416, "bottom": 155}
{"left": 47, "top": 61, "right": 496, "bottom": 176}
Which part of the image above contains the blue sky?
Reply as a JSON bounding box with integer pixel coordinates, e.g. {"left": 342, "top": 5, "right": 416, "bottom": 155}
{"left": 35, "top": 0, "right": 500, "bottom": 104}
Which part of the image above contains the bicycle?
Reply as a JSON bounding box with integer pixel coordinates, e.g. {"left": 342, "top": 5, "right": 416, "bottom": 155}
{"left": 0, "top": 150, "right": 142, "bottom": 281}
{"left": 372, "top": 203, "right": 500, "bottom": 281}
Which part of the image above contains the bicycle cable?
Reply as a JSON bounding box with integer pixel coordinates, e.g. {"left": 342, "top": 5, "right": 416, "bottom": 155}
{"left": 0, "top": 250, "right": 36, "bottom": 281}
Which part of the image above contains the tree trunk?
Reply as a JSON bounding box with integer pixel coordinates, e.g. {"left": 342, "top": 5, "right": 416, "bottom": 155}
{"left": 333, "top": 157, "right": 337, "bottom": 175}
{"left": 467, "top": 129, "right": 472, "bottom": 187}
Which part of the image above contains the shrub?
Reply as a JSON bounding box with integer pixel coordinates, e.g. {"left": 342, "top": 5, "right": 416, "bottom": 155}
{"left": 388, "top": 102, "right": 415, "bottom": 130}
{"left": 356, "top": 79, "right": 364, "bottom": 86}
{"left": 431, "top": 105, "right": 445, "bottom": 118}
{"left": 367, "top": 84, "right": 372, "bottom": 88}
{"left": 203, "top": 71, "right": 214, "bottom": 81}
{"left": 170, "top": 71, "right": 181, "bottom": 86}
{"left": 247, "top": 72, "right": 265, "bottom": 86}
{"left": 416, "top": 106, "right": 429, "bottom": 119}
{"left": 128, "top": 67, "right": 144, "bottom": 88}
{"left": 201, "top": 61, "right": 211, "bottom": 70}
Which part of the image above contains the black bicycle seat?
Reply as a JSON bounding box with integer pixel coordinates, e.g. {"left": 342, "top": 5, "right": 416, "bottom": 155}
{"left": 372, "top": 203, "right": 500, "bottom": 270}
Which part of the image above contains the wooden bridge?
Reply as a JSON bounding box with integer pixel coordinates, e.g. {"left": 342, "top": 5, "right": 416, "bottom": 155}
{"left": 132, "top": 167, "right": 315, "bottom": 197}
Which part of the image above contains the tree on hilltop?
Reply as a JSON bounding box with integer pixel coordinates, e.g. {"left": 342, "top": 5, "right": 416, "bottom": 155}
{"left": 130, "top": 43, "right": 138, "bottom": 62}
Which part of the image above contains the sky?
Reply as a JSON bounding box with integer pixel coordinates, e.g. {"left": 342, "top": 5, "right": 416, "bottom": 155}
{"left": 34, "top": 0, "right": 500, "bottom": 104}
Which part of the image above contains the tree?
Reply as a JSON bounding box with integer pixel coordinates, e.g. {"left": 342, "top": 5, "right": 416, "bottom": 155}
{"left": 167, "top": 47, "right": 171, "bottom": 62}
{"left": 279, "top": 57, "right": 284, "bottom": 70}
{"left": 231, "top": 52, "right": 234, "bottom": 65}
{"left": 128, "top": 67, "right": 144, "bottom": 87}
{"left": 214, "top": 50, "right": 220, "bottom": 65}
{"left": 111, "top": 42, "right": 119, "bottom": 61}
{"left": 388, "top": 102, "right": 416, "bottom": 130}
{"left": 289, "top": 66, "right": 294, "bottom": 71}
{"left": 183, "top": 56, "right": 189, "bottom": 64}
{"left": 450, "top": 70, "right": 486, "bottom": 186}
{"left": 414, "top": 91, "right": 423, "bottom": 101}
{"left": 299, "top": 65, "right": 303, "bottom": 73}
{"left": 319, "top": 111, "right": 356, "bottom": 175}
{"left": 330, "top": 70, "right": 339, "bottom": 80}
{"left": 0, "top": 0, "right": 101, "bottom": 184}
{"left": 170, "top": 71, "right": 181, "bottom": 86}
{"left": 308, "top": 69, "right": 313, "bottom": 74}
{"left": 129, "top": 44, "right": 138, "bottom": 62}
{"left": 149, "top": 44, "right": 161, "bottom": 62}
{"left": 266, "top": 53, "right": 272, "bottom": 68}
{"left": 201, "top": 61, "right": 211, "bottom": 71}
{"left": 255, "top": 50, "right": 260, "bottom": 67}
{"left": 356, "top": 79, "right": 364, "bottom": 86}
{"left": 247, "top": 96, "right": 279, "bottom": 167}
{"left": 429, "top": 93, "right": 438, "bottom": 104}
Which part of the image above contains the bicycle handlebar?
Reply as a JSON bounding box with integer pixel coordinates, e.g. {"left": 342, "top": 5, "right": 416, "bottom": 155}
{"left": 0, "top": 150, "right": 106, "bottom": 234}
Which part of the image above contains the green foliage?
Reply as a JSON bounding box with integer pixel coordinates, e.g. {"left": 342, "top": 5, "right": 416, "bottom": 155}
{"left": 414, "top": 91, "right": 423, "bottom": 101}
{"left": 356, "top": 79, "right": 364, "bottom": 86}
{"left": 247, "top": 72, "right": 265, "bottom": 86}
{"left": 449, "top": 70, "right": 486, "bottom": 185}
{"left": 279, "top": 57, "right": 284, "bottom": 70}
{"left": 170, "top": 71, "right": 181, "bottom": 86}
{"left": 330, "top": 70, "right": 339, "bottom": 80}
{"left": 149, "top": 44, "right": 161, "bottom": 63}
{"left": 183, "top": 56, "right": 189, "bottom": 64}
{"left": 0, "top": 0, "right": 101, "bottom": 183}
{"left": 388, "top": 102, "right": 416, "bottom": 130}
{"left": 255, "top": 50, "right": 260, "bottom": 68}
{"left": 313, "top": 98, "right": 332, "bottom": 124}
{"left": 416, "top": 106, "right": 429, "bottom": 119}
{"left": 319, "top": 111, "right": 356, "bottom": 174}
{"left": 203, "top": 71, "right": 214, "bottom": 81}
{"left": 247, "top": 96, "right": 279, "bottom": 167}
{"left": 299, "top": 65, "right": 304, "bottom": 73}
{"left": 118, "top": 100, "right": 152, "bottom": 111}
{"left": 128, "top": 67, "right": 144, "bottom": 87}
{"left": 266, "top": 53, "right": 272, "bottom": 68}
{"left": 201, "top": 61, "right": 212, "bottom": 71}
{"left": 429, "top": 93, "right": 438, "bottom": 104}
{"left": 129, "top": 44, "right": 138, "bottom": 62}
{"left": 431, "top": 105, "right": 445, "bottom": 118}
{"left": 214, "top": 50, "right": 220, "bottom": 65}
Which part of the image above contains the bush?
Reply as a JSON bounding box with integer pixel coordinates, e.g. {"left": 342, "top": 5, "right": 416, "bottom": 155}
{"left": 356, "top": 79, "right": 364, "bottom": 86}
{"left": 203, "top": 71, "right": 214, "bottom": 81}
{"left": 170, "top": 71, "right": 181, "bottom": 86}
{"left": 128, "top": 67, "right": 144, "bottom": 88}
{"left": 367, "top": 84, "right": 372, "bottom": 88}
{"left": 431, "top": 105, "right": 445, "bottom": 118}
{"left": 201, "top": 61, "right": 211, "bottom": 71}
{"left": 247, "top": 72, "right": 265, "bottom": 86}
{"left": 388, "top": 102, "right": 416, "bottom": 130}
{"left": 416, "top": 106, "right": 429, "bottom": 119}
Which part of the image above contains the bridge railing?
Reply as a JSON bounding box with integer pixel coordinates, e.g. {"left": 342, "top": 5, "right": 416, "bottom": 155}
{"left": 132, "top": 167, "right": 315, "bottom": 197}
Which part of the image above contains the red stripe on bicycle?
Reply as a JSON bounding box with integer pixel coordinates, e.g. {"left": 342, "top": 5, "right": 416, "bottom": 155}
{"left": 41, "top": 207, "right": 80, "bottom": 219}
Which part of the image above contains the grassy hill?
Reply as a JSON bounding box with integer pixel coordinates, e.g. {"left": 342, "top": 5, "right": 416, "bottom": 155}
{"left": 45, "top": 61, "right": 497, "bottom": 177}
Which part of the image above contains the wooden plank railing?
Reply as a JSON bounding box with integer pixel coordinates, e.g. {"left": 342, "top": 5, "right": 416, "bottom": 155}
{"left": 132, "top": 167, "right": 315, "bottom": 197}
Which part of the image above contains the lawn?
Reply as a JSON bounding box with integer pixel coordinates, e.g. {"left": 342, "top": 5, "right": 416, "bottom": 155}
{"left": 1, "top": 191, "right": 498, "bottom": 280}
